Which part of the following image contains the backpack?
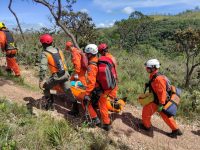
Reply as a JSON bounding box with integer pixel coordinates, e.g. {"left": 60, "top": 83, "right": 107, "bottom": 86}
{"left": 2, "top": 30, "right": 16, "bottom": 50}
{"left": 80, "top": 52, "right": 88, "bottom": 70}
{"left": 93, "top": 56, "right": 117, "bottom": 90}
{"left": 145, "top": 72, "right": 181, "bottom": 116}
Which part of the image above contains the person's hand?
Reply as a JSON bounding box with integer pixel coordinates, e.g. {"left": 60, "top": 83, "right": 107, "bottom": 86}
{"left": 157, "top": 104, "right": 163, "bottom": 112}
{"left": 84, "top": 95, "right": 91, "bottom": 106}
{"left": 39, "top": 81, "right": 45, "bottom": 90}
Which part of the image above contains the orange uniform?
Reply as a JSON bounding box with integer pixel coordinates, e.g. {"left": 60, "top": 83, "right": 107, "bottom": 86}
{"left": 0, "top": 29, "right": 20, "bottom": 76}
{"left": 142, "top": 70, "right": 179, "bottom": 130}
{"left": 83, "top": 56, "right": 99, "bottom": 119}
{"left": 70, "top": 47, "right": 87, "bottom": 86}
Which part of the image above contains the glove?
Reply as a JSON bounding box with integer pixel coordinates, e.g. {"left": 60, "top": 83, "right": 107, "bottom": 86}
{"left": 157, "top": 104, "right": 163, "bottom": 112}
{"left": 84, "top": 95, "right": 91, "bottom": 106}
{"left": 74, "top": 74, "right": 79, "bottom": 80}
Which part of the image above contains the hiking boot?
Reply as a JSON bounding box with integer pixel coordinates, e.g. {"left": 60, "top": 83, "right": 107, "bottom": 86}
{"left": 92, "top": 117, "right": 101, "bottom": 127}
{"left": 102, "top": 124, "right": 111, "bottom": 131}
{"left": 68, "top": 102, "right": 79, "bottom": 117}
{"left": 167, "top": 129, "right": 183, "bottom": 138}
{"left": 68, "top": 110, "right": 79, "bottom": 117}
{"left": 44, "top": 102, "right": 55, "bottom": 111}
{"left": 6, "top": 68, "right": 12, "bottom": 73}
{"left": 138, "top": 123, "right": 151, "bottom": 131}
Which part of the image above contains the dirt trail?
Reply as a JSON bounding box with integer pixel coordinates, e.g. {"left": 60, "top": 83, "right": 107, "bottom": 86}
{"left": 0, "top": 59, "right": 200, "bottom": 150}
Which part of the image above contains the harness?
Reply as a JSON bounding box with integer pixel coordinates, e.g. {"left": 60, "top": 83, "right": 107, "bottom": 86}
{"left": 2, "top": 30, "right": 16, "bottom": 50}
{"left": 145, "top": 72, "right": 172, "bottom": 105}
{"left": 45, "top": 48, "right": 65, "bottom": 76}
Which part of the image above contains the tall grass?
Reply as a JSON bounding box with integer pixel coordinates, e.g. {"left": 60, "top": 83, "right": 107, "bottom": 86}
{"left": 0, "top": 98, "right": 123, "bottom": 149}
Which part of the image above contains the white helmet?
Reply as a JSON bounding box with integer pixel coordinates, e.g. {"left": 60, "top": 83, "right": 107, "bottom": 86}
{"left": 85, "top": 44, "right": 98, "bottom": 55}
{"left": 145, "top": 59, "right": 160, "bottom": 69}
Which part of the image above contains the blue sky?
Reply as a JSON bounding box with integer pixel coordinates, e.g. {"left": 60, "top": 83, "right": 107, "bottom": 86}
{"left": 1, "top": 0, "right": 200, "bottom": 30}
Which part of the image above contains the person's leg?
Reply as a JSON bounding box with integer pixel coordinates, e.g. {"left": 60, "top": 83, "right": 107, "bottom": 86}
{"left": 43, "top": 77, "right": 57, "bottom": 110}
{"left": 6, "top": 50, "right": 20, "bottom": 76}
{"left": 159, "top": 112, "right": 182, "bottom": 138}
{"left": 62, "top": 78, "right": 80, "bottom": 116}
{"left": 10, "top": 57, "right": 20, "bottom": 76}
{"left": 142, "top": 102, "right": 157, "bottom": 128}
{"left": 98, "top": 94, "right": 110, "bottom": 125}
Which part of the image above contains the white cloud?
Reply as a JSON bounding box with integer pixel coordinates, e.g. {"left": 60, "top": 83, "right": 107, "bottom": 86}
{"left": 80, "top": 8, "right": 89, "bottom": 13}
{"left": 93, "top": 0, "right": 200, "bottom": 10}
{"left": 122, "top": 6, "right": 134, "bottom": 15}
{"left": 96, "top": 20, "right": 116, "bottom": 28}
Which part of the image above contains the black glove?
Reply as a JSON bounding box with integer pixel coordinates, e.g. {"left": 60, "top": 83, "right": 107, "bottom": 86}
{"left": 84, "top": 95, "right": 91, "bottom": 106}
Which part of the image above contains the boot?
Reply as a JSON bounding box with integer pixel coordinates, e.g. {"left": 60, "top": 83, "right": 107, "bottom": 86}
{"left": 102, "top": 124, "right": 111, "bottom": 131}
{"left": 92, "top": 117, "right": 101, "bottom": 127}
{"left": 6, "top": 68, "right": 12, "bottom": 75}
{"left": 167, "top": 129, "right": 183, "bottom": 138}
{"left": 68, "top": 102, "right": 79, "bottom": 117}
{"left": 44, "top": 95, "right": 54, "bottom": 111}
{"left": 138, "top": 123, "right": 151, "bottom": 131}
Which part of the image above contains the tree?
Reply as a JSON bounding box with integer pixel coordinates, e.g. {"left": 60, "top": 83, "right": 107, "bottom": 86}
{"left": 174, "top": 27, "right": 200, "bottom": 88}
{"left": 115, "top": 11, "right": 153, "bottom": 52}
{"left": 60, "top": 11, "right": 96, "bottom": 47}
{"left": 8, "top": 0, "right": 25, "bottom": 42}
{"left": 34, "top": 0, "right": 80, "bottom": 48}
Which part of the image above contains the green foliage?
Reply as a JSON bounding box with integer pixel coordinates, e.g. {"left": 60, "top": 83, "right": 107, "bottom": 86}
{"left": 60, "top": 11, "right": 97, "bottom": 47}
{"left": 0, "top": 99, "right": 121, "bottom": 149}
{"left": 114, "top": 11, "right": 153, "bottom": 52}
{"left": 173, "top": 27, "right": 200, "bottom": 87}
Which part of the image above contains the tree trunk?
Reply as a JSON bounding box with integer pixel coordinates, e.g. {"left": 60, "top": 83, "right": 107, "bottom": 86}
{"left": 8, "top": 0, "right": 25, "bottom": 42}
{"left": 56, "top": 20, "right": 80, "bottom": 49}
{"left": 185, "top": 55, "right": 190, "bottom": 88}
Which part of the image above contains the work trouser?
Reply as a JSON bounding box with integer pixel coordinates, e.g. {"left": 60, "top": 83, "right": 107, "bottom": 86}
{"left": 43, "top": 71, "right": 76, "bottom": 102}
{"left": 70, "top": 69, "right": 87, "bottom": 87}
{"left": 98, "top": 87, "right": 118, "bottom": 125}
{"left": 6, "top": 49, "right": 20, "bottom": 76}
{"left": 142, "top": 102, "right": 178, "bottom": 131}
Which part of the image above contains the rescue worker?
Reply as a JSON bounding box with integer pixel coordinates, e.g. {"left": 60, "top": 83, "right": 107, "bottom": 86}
{"left": 0, "top": 22, "right": 20, "bottom": 76}
{"left": 84, "top": 44, "right": 113, "bottom": 131}
{"left": 39, "top": 34, "right": 78, "bottom": 114}
{"left": 82, "top": 44, "right": 101, "bottom": 127}
{"left": 65, "top": 41, "right": 87, "bottom": 86}
{"left": 98, "top": 43, "right": 118, "bottom": 99}
{"left": 141, "top": 59, "right": 182, "bottom": 138}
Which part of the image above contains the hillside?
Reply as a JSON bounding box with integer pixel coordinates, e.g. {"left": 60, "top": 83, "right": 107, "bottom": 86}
{"left": 0, "top": 58, "right": 200, "bottom": 149}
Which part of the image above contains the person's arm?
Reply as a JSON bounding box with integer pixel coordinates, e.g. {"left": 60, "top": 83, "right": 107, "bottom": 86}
{"left": 72, "top": 50, "right": 81, "bottom": 74}
{"left": 85, "top": 64, "right": 98, "bottom": 95}
{"left": 39, "top": 52, "right": 48, "bottom": 82}
{"left": 0, "top": 31, "right": 6, "bottom": 52}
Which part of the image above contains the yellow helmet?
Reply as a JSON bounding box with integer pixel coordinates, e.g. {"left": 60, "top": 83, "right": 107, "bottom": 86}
{"left": 0, "top": 22, "right": 6, "bottom": 29}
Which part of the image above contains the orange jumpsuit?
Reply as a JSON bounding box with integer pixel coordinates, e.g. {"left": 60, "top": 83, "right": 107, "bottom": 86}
{"left": 0, "top": 29, "right": 20, "bottom": 76}
{"left": 142, "top": 70, "right": 178, "bottom": 131}
{"left": 70, "top": 47, "right": 87, "bottom": 86}
{"left": 97, "top": 52, "right": 118, "bottom": 125}
{"left": 83, "top": 56, "right": 99, "bottom": 119}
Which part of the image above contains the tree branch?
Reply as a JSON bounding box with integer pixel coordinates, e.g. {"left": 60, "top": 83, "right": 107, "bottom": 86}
{"left": 188, "top": 62, "right": 200, "bottom": 77}
{"left": 34, "top": 0, "right": 80, "bottom": 49}
{"left": 8, "top": 0, "right": 25, "bottom": 42}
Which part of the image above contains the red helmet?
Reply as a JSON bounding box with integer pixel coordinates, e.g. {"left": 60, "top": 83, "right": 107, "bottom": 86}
{"left": 66, "top": 41, "right": 73, "bottom": 48}
{"left": 98, "top": 43, "right": 108, "bottom": 52}
{"left": 40, "top": 34, "right": 53, "bottom": 44}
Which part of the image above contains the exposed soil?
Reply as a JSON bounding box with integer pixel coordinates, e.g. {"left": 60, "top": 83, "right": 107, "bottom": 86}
{"left": 0, "top": 57, "right": 199, "bottom": 150}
